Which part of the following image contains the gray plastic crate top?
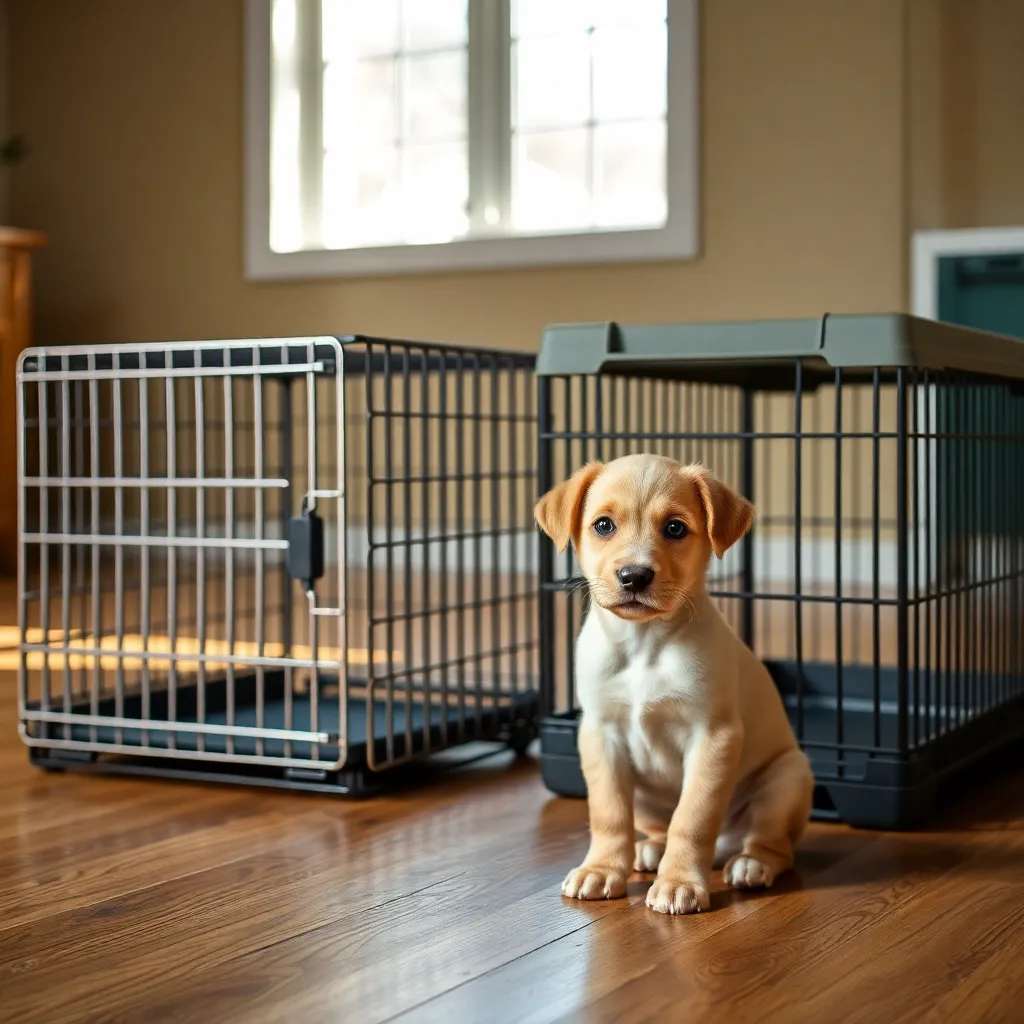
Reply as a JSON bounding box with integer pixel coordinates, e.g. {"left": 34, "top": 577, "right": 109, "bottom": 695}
{"left": 536, "top": 314, "right": 1024, "bottom": 381}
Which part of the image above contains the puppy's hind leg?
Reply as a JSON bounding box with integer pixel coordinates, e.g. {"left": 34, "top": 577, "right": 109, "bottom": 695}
{"left": 633, "top": 797, "right": 670, "bottom": 873}
{"left": 723, "top": 747, "right": 814, "bottom": 890}
{"left": 713, "top": 831, "right": 743, "bottom": 869}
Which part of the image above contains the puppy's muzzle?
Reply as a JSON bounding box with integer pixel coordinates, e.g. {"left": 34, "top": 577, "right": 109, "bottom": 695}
{"left": 616, "top": 565, "right": 655, "bottom": 594}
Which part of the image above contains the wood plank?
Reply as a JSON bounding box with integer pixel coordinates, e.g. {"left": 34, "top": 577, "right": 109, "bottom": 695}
{"left": 385, "top": 829, "right": 911, "bottom": 1024}
{"left": 555, "top": 827, "right": 1024, "bottom": 1024}
{"left": 910, "top": 941, "right": 1024, "bottom": 1024}
{"left": 751, "top": 831, "right": 1024, "bottom": 1024}
{"left": 0, "top": 761, "right": 563, "bottom": 1022}
{"left": 98, "top": 812, "right": 605, "bottom": 1024}
{"left": 384, "top": 768, "right": 1024, "bottom": 1024}
{"left": 0, "top": 801, "right": 320, "bottom": 932}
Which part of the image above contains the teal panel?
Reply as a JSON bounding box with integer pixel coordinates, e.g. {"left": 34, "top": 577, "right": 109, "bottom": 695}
{"left": 938, "top": 253, "right": 1024, "bottom": 339}
{"left": 936, "top": 252, "right": 1024, "bottom": 541}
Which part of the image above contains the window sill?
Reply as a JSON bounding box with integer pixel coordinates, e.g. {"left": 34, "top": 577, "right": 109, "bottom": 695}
{"left": 244, "top": 220, "right": 699, "bottom": 281}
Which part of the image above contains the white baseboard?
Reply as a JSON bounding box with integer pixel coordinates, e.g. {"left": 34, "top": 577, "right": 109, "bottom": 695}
{"left": 352, "top": 527, "right": 898, "bottom": 588}
{"left": 347, "top": 526, "right": 540, "bottom": 576}
{"left": 708, "top": 535, "right": 897, "bottom": 590}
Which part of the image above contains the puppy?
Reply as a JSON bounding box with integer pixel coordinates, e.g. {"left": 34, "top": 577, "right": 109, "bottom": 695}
{"left": 535, "top": 454, "right": 814, "bottom": 915}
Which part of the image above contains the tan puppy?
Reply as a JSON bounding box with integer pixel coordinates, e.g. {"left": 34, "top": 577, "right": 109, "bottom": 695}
{"left": 535, "top": 454, "right": 814, "bottom": 915}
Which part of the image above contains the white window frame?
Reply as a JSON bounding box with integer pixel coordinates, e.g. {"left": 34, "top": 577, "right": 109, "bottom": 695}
{"left": 244, "top": 0, "right": 699, "bottom": 280}
{"left": 911, "top": 225, "right": 1024, "bottom": 319}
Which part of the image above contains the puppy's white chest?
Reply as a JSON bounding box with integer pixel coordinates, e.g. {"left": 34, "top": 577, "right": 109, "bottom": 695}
{"left": 610, "top": 665, "right": 692, "bottom": 786}
{"left": 576, "top": 615, "right": 711, "bottom": 792}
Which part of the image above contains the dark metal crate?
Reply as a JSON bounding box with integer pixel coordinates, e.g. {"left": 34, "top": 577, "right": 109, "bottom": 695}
{"left": 536, "top": 314, "right": 1024, "bottom": 828}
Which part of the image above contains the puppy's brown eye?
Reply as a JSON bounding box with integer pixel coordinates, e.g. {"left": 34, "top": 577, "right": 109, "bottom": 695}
{"left": 593, "top": 517, "right": 616, "bottom": 537}
{"left": 664, "top": 519, "right": 687, "bottom": 540}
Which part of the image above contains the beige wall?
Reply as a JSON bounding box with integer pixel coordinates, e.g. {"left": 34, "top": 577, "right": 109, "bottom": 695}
{"left": 6, "top": 0, "right": 1023, "bottom": 352}
{"left": 7, "top": 0, "right": 912, "bottom": 352}
{"left": 908, "top": 0, "right": 1024, "bottom": 233}
{"left": 968, "top": 2, "right": 1024, "bottom": 228}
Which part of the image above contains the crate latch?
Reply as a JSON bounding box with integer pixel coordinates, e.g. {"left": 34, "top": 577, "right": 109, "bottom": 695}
{"left": 286, "top": 498, "right": 325, "bottom": 593}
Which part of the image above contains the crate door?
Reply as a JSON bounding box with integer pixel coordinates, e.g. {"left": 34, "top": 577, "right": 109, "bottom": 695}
{"left": 15, "top": 340, "right": 349, "bottom": 775}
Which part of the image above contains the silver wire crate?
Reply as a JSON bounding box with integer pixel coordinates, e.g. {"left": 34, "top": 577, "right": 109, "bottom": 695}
{"left": 15, "top": 336, "right": 539, "bottom": 793}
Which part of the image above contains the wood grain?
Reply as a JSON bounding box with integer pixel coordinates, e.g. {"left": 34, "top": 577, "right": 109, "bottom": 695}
{"left": 1, "top": 571, "right": 1023, "bottom": 1022}
{"left": 0, "top": 226, "right": 45, "bottom": 577}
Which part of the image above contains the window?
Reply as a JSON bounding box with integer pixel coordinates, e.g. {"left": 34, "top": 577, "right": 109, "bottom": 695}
{"left": 245, "top": 0, "right": 698, "bottom": 278}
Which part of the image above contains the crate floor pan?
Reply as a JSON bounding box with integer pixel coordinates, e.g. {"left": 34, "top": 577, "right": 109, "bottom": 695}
{"left": 28, "top": 674, "right": 540, "bottom": 794}
{"left": 540, "top": 666, "right": 1024, "bottom": 830}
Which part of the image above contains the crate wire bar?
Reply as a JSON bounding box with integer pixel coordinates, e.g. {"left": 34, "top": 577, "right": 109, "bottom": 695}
{"left": 16, "top": 336, "right": 539, "bottom": 793}
{"left": 537, "top": 315, "right": 1024, "bottom": 828}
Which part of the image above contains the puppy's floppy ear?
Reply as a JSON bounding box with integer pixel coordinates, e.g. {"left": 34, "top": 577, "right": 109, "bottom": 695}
{"left": 534, "top": 462, "right": 604, "bottom": 554}
{"left": 688, "top": 464, "right": 756, "bottom": 559}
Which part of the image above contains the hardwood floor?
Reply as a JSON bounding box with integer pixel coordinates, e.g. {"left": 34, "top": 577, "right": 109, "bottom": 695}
{"left": 2, "top": 575, "right": 1024, "bottom": 1022}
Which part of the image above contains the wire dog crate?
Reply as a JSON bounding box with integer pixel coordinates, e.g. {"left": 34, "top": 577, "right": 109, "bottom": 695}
{"left": 15, "top": 336, "right": 539, "bottom": 794}
{"left": 536, "top": 314, "right": 1024, "bottom": 828}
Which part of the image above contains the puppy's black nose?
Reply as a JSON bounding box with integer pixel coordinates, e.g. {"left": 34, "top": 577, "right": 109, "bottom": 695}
{"left": 617, "top": 565, "right": 655, "bottom": 593}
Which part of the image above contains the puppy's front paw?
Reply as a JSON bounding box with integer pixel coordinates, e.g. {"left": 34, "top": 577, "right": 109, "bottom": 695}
{"left": 723, "top": 854, "right": 775, "bottom": 889}
{"left": 561, "top": 865, "right": 627, "bottom": 900}
{"left": 645, "top": 876, "right": 710, "bottom": 915}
